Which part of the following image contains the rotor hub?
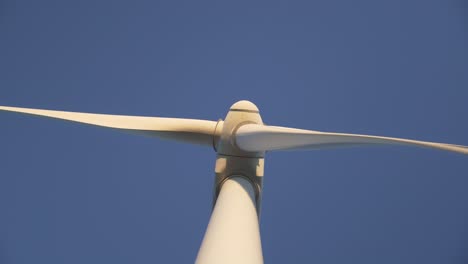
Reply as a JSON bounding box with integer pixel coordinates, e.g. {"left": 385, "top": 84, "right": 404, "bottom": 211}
{"left": 215, "top": 100, "right": 264, "bottom": 158}
{"left": 212, "top": 100, "right": 265, "bottom": 214}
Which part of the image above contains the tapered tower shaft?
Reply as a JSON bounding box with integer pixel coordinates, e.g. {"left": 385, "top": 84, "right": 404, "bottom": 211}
{"left": 195, "top": 176, "right": 263, "bottom": 264}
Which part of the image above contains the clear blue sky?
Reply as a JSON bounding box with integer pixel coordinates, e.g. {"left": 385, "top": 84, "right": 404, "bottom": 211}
{"left": 1, "top": 0, "right": 467, "bottom": 263}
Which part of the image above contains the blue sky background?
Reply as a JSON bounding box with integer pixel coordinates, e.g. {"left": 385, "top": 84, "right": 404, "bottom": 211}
{"left": 1, "top": 0, "right": 467, "bottom": 263}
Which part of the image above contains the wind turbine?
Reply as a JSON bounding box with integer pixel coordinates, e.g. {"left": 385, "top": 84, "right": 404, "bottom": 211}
{"left": 1, "top": 100, "right": 467, "bottom": 264}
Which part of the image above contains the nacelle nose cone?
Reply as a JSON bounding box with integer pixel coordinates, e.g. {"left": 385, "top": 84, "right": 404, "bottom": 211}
{"left": 229, "top": 100, "right": 259, "bottom": 112}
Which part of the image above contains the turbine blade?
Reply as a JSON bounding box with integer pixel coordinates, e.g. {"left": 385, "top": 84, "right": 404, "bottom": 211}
{"left": 0, "top": 105, "right": 218, "bottom": 146}
{"left": 235, "top": 124, "right": 468, "bottom": 154}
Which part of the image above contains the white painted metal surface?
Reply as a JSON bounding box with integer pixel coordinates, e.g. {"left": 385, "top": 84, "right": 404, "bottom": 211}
{"left": 196, "top": 176, "right": 263, "bottom": 264}
{"left": 1, "top": 100, "right": 467, "bottom": 264}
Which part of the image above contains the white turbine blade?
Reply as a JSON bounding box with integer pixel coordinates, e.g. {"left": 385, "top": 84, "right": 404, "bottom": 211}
{"left": 236, "top": 124, "right": 468, "bottom": 154}
{"left": 0, "top": 105, "right": 218, "bottom": 145}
